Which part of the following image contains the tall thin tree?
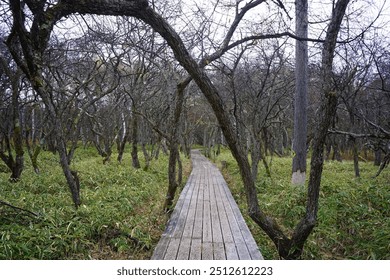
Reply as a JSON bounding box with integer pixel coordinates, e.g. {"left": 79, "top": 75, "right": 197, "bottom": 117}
{"left": 292, "top": 0, "right": 308, "bottom": 185}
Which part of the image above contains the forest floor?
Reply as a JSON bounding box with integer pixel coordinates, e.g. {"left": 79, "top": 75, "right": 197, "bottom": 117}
{"left": 0, "top": 146, "right": 389, "bottom": 259}
{"left": 0, "top": 146, "right": 191, "bottom": 260}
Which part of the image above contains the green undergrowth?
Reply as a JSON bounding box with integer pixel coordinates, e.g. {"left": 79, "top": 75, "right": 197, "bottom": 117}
{"left": 214, "top": 149, "right": 390, "bottom": 260}
{"left": 0, "top": 147, "right": 190, "bottom": 259}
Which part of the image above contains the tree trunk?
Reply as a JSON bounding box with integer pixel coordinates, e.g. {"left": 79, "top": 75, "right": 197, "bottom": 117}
{"left": 374, "top": 151, "right": 390, "bottom": 177}
{"left": 117, "top": 115, "right": 130, "bottom": 163}
{"left": 57, "top": 139, "right": 81, "bottom": 208}
{"left": 251, "top": 138, "right": 261, "bottom": 182}
{"left": 163, "top": 80, "right": 188, "bottom": 212}
{"left": 141, "top": 143, "right": 150, "bottom": 170}
{"left": 165, "top": 145, "right": 178, "bottom": 212}
{"left": 153, "top": 137, "right": 161, "bottom": 160}
{"left": 25, "top": 131, "right": 41, "bottom": 174}
{"left": 332, "top": 141, "right": 342, "bottom": 162}
{"left": 349, "top": 105, "right": 360, "bottom": 176}
{"left": 177, "top": 151, "right": 183, "bottom": 187}
{"left": 374, "top": 147, "right": 382, "bottom": 166}
{"left": 8, "top": 71, "right": 24, "bottom": 181}
{"left": 131, "top": 107, "right": 141, "bottom": 169}
{"left": 292, "top": 0, "right": 308, "bottom": 185}
{"left": 352, "top": 138, "right": 360, "bottom": 177}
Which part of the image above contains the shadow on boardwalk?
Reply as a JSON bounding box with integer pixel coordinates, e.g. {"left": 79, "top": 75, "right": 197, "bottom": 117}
{"left": 152, "top": 150, "right": 263, "bottom": 260}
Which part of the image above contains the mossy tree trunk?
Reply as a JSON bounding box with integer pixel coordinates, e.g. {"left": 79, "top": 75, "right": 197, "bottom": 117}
{"left": 0, "top": 58, "right": 24, "bottom": 182}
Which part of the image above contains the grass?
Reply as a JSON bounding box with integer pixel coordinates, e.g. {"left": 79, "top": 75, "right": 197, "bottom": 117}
{"left": 214, "top": 149, "right": 390, "bottom": 260}
{"left": 0, "top": 146, "right": 190, "bottom": 260}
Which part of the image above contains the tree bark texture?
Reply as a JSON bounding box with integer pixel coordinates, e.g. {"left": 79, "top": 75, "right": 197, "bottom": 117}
{"left": 131, "top": 105, "right": 141, "bottom": 169}
{"left": 291, "top": 0, "right": 308, "bottom": 185}
{"left": 141, "top": 143, "right": 151, "bottom": 170}
{"left": 374, "top": 147, "right": 382, "bottom": 166}
{"left": 163, "top": 80, "right": 188, "bottom": 211}
{"left": 25, "top": 130, "right": 41, "bottom": 174}
{"left": 57, "top": 138, "right": 81, "bottom": 208}
{"left": 117, "top": 118, "right": 131, "bottom": 163}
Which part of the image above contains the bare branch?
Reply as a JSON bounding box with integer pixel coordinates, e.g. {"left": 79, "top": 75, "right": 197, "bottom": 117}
{"left": 0, "top": 199, "right": 39, "bottom": 217}
{"left": 328, "top": 129, "right": 390, "bottom": 139}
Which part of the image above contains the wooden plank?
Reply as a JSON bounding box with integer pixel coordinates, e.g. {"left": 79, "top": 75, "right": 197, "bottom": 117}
{"left": 220, "top": 180, "right": 263, "bottom": 260}
{"left": 213, "top": 242, "right": 226, "bottom": 260}
{"left": 164, "top": 238, "right": 180, "bottom": 260}
{"left": 151, "top": 175, "right": 194, "bottom": 260}
{"left": 192, "top": 180, "right": 204, "bottom": 239}
{"left": 151, "top": 236, "right": 170, "bottom": 260}
{"left": 172, "top": 176, "right": 196, "bottom": 239}
{"left": 189, "top": 239, "right": 201, "bottom": 260}
{"left": 202, "top": 242, "right": 214, "bottom": 260}
{"left": 212, "top": 169, "right": 257, "bottom": 259}
{"left": 177, "top": 238, "right": 191, "bottom": 260}
{"left": 225, "top": 242, "right": 239, "bottom": 260}
{"left": 182, "top": 178, "right": 199, "bottom": 238}
{"left": 212, "top": 176, "right": 234, "bottom": 243}
{"left": 209, "top": 175, "right": 223, "bottom": 243}
{"left": 211, "top": 169, "right": 254, "bottom": 259}
{"left": 236, "top": 242, "right": 252, "bottom": 260}
{"left": 163, "top": 175, "right": 192, "bottom": 236}
{"left": 218, "top": 182, "right": 251, "bottom": 259}
{"left": 202, "top": 173, "right": 212, "bottom": 243}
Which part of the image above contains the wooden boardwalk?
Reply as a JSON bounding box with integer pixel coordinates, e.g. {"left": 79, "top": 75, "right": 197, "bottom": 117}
{"left": 152, "top": 150, "right": 263, "bottom": 260}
